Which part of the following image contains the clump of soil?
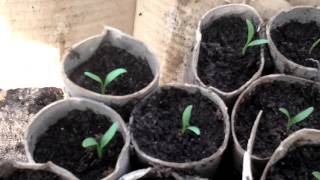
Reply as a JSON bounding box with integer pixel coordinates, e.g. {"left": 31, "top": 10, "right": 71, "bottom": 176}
{"left": 266, "top": 145, "right": 320, "bottom": 179}
{"left": 235, "top": 80, "right": 320, "bottom": 158}
{"left": 131, "top": 87, "right": 225, "bottom": 163}
{"left": 271, "top": 21, "right": 320, "bottom": 68}
{"left": 69, "top": 44, "right": 154, "bottom": 95}
{"left": 33, "top": 109, "right": 124, "bottom": 180}
{"left": 1, "top": 169, "right": 61, "bottom": 180}
{"left": 197, "top": 16, "right": 261, "bottom": 92}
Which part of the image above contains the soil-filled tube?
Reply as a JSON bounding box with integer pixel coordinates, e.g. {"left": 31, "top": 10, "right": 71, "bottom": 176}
{"left": 186, "top": 4, "right": 265, "bottom": 103}
{"left": 0, "top": 160, "right": 78, "bottom": 180}
{"left": 130, "top": 83, "right": 230, "bottom": 178}
{"left": 62, "top": 26, "right": 160, "bottom": 107}
{"left": 24, "top": 97, "right": 130, "bottom": 180}
{"left": 231, "top": 74, "right": 320, "bottom": 176}
{"left": 266, "top": 6, "right": 320, "bottom": 80}
{"left": 260, "top": 129, "right": 320, "bottom": 180}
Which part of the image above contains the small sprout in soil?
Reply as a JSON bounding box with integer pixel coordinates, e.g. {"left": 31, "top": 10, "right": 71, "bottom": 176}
{"left": 242, "top": 19, "right": 269, "bottom": 55}
{"left": 82, "top": 122, "right": 119, "bottom": 159}
{"left": 278, "top": 106, "right": 314, "bottom": 130}
{"left": 309, "top": 37, "right": 320, "bottom": 55}
{"left": 181, "top": 105, "right": 200, "bottom": 136}
{"left": 84, "top": 68, "right": 127, "bottom": 95}
{"left": 313, "top": 171, "right": 320, "bottom": 180}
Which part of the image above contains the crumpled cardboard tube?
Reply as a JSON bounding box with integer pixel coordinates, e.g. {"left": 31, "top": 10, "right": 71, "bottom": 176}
{"left": 266, "top": 6, "right": 320, "bottom": 80}
{"left": 129, "top": 83, "right": 230, "bottom": 178}
{"left": 0, "top": 160, "right": 78, "bottom": 180}
{"left": 185, "top": 4, "right": 265, "bottom": 103}
{"left": 24, "top": 97, "right": 130, "bottom": 180}
{"left": 260, "top": 129, "right": 320, "bottom": 179}
{"left": 231, "top": 74, "right": 320, "bottom": 177}
{"left": 62, "top": 27, "right": 160, "bottom": 107}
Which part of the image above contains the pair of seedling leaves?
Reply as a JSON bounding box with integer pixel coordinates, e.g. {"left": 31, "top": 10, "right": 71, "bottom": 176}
{"left": 84, "top": 68, "right": 127, "bottom": 95}
{"left": 81, "top": 104, "right": 200, "bottom": 159}
{"left": 242, "top": 19, "right": 320, "bottom": 55}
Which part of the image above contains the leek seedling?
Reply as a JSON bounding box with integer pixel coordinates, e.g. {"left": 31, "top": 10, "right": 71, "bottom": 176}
{"left": 84, "top": 68, "right": 127, "bottom": 95}
{"left": 313, "top": 171, "right": 320, "bottom": 180}
{"left": 181, "top": 105, "right": 200, "bottom": 136}
{"left": 278, "top": 106, "right": 314, "bottom": 130}
{"left": 309, "top": 37, "right": 320, "bottom": 54}
{"left": 242, "top": 19, "right": 269, "bottom": 55}
{"left": 82, "top": 122, "right": 119, "bottom": 159}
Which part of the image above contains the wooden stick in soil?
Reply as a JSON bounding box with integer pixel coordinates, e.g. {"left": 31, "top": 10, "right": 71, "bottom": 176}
{"left": 242, "top": 110, "right": 263, "bottom": 180}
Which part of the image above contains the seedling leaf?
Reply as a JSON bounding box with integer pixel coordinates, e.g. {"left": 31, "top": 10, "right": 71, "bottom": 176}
{"left": 313, "top": 171, "right": 320, "bottom": 180}
{"left": 248, "top": 39, "right": 269, "bottom": 47}
{"left": 279, "top": 108, "right": 290, "bottom": 120}
{"left": 246, "top": 19, "right": 255, "bottom": 46}
{"left": 100, "top": 122, "right": 119, "bottom": 149}
{"left": 82, "top": 137, "right": 98, "bottom": 148}
{"left": 81, "top": 122, "right": 119, "bottom": 159}
{"left": 242, "top": 19, "right": 268, "bottom": 55}
{"left": 309, "top": 38, "right": 320, "bottom": 54}
{"left": 187, "top": 126, "right": 201, "bottom": 135}
{"left": 84, "top": 72, "right": 103, "bottom": 84}
{"left": 289, "top": 106, "right": 314, "bottom": 128}
{"left": 105, "top": 68, "right": 127, "bottom": 87}
{"left": 182, "top": 105, "right": 193, "bottom": 131}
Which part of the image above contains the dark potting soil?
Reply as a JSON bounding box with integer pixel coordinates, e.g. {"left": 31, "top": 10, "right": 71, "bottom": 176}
{"left": 33, "top": 109, "right": 124, "bottom": 180}
{"left": 69, "top": 44, "right": 154, "bottom": 95}
{"left": 0, "top": 169, "right": 61, "bottom": 180}
{"left": 271, "top": 21, "right": 320, "bottom": 68}
{"left": 131, "top": 87, "right": 225, "bottom": 163}
{"left": 197, "top": 16, "right": 262, "bottom": 92}
{"left": 266, "top": 145, "right": 320, "bottom": 180}
{"left": 235, "top": 80, "right": 320, "bottom": 158}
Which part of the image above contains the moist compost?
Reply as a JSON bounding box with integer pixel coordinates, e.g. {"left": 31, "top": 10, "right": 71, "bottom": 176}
{"left": 235, "top": 80, "right": 320, "bottom": 158}
{"left": 0, "top": 169, "right": 61, "bottom": 180}
{"left": 271, "top": 21, "right": 320, "bottom": 68}
{"left": 197, "top": 16, "right": 261, "bottom": 92}
{"left": 69, "top": 44, "right": 154, "bottom": 95}
{"left": 266, "top": 145, "right": 320, "bottom": 179}
{"left": 131, "top": 87, "right": 225, "bottom": 163}
{"left": 33, "top": 109, "right": 124, "bottom": 180}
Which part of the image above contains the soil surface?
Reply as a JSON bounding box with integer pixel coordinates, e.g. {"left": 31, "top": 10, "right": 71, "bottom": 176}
{"left": 235, "top": 80, "right": 320, "bottom": 158}
{"left": 0, "top": 88, "right": 63, "bottom": 161}
{"left": 33, "top": 109, "right": 124, "bottom": 180}
{"left": 266, "top": 145, "right": 320, "bottom": 180}
{"left": 1, "top": 169, "right": 61, "bottom": 180}
{"left": 69, "top": 44, "right": 154, "bottom": 95}
{"left": 131, "top": 87, "right": 225, "bottom": 163}
{"left": 271, "top": 21, "right": 320, "bottom": 68}
{"left": 197, "top": 16, "right": 262, "bottom": 92}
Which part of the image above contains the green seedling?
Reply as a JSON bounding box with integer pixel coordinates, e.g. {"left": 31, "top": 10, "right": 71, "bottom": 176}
{"left": 278, "top": 106, "right": 314, "bottom": 130}
{"left": 242, "top": 19, "right": 269, "bottom": 55}
{"left": 313, "top": 171, "right": 320, "bottom": 180}
{"left": 82, "top": 122, "right": 119, "bottom": 159}
{"left": 309, "top": 38, "right": 320, "bottom": 54}
{"left": 181, "top": 105, "right": 200, "bottom": 136}
{"left": 84, "top": 68, "right": 127, "bottom": 95}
